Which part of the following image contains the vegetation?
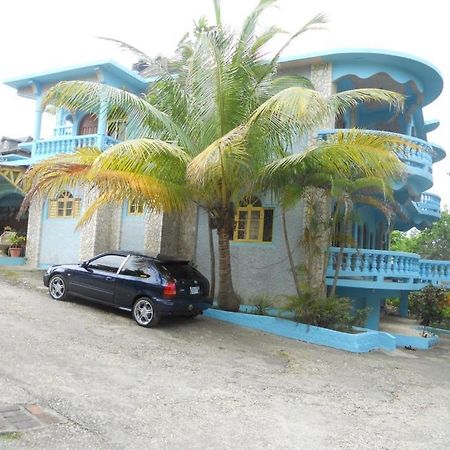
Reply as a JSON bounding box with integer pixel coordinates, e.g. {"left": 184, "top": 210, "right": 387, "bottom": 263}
{"left": 391, "top": 211, "right": 450, "bottom": 260}
{"left": 329, "top": 177, "right": 397, "bottom": 296}
{"left": 8, "top": 233, "right": 26, "bottom": 247}
{"left": 22, "top": 0, "right": 405, "bottom": 313}
{"left": 409, "top": 285, "right": 450, "bottom": 334}
{"left": 248, "top": 295, "right": 273, "bottom": 315}
{"left": 283, "top": 291, "right": 370, "bottom": 332}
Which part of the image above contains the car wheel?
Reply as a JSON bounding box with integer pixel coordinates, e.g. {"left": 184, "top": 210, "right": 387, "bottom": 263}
{"left": 49, "top": 275, "right": 68, "bottom": 301}
{"left": 132, "top": 297, "right": 160, "bottom": 328}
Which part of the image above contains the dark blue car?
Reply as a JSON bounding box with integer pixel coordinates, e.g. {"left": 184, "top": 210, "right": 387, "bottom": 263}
{"left": 43, "top": 251, "right": 211, "bottom": 327}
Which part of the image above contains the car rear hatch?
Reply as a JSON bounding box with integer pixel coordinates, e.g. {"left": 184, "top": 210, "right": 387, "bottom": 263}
{"left": 156, "top": 260, "right": 209, "bottom": 298}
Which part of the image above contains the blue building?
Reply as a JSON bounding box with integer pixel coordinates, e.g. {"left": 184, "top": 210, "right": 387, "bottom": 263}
{"left": 1, "top": 50, "right": 449, "bottom": 329}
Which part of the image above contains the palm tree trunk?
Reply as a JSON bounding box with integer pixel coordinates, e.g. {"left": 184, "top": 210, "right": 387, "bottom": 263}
{"left": 330, "top": 244, "right": 344, "bottom": 297}
{"left": 217, "top": 226, "right": 238, "bottom": 311}
{"left": 282, "top": 208, "right": 301, "bottom": 297}
{"left": 208, "top": 222, "right": 216, "bottom": 299}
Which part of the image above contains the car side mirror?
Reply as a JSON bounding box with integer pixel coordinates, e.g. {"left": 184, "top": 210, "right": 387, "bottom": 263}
{"left": 80, "top": 260, "right": 90, "bottom": 269}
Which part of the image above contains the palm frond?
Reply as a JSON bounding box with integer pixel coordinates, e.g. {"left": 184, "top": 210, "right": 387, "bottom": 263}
{"left": 43, "top": 81, "right": 195, "bottom": 152}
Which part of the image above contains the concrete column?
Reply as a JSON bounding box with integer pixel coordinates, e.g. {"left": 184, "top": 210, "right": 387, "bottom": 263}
{"left": 365, "top": 296, "right": 381, "bottom": 330}
{"left": 399, "top": 291, "right": 409, "bottom": 317}
{"left": 97, "top": 97, "right": 108, "bottom": 148}
{"left": 25, "top": 196, "right": 44, "bottom": 268}
{"left": 33, "top": 93, "right": 43, "bottom": 141}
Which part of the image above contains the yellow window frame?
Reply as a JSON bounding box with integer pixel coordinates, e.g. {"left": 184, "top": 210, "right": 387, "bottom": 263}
{"left": 48, "top": 191, "right": 81, "bottom": 219}
{"left": 128, "top": 200, "right": 144, "bottom": 216}
{"left": 233, "top": 206, "right": 266, "bottom": 242}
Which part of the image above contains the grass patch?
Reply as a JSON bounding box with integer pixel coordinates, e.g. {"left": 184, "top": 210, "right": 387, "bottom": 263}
{"left": 0, "top": 269, "right": 20, "bottom": 281}
{"left": 0, "top": 432, "right": 22, "bottom": 440}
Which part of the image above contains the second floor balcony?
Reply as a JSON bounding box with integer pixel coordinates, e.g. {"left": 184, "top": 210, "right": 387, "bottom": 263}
{"left": 412, "top": 192, "right": 441, "bottom": 220}
{"left": 19, "top": 133, "right": 120, "bottom": 162}
{"left": 318, "top": 129, "right": 435, "bottom": 195}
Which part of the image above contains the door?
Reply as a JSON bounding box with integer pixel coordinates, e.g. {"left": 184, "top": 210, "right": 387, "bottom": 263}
{"left": 69, "top": 254, "right": 127, "bottom": 304}
{"left": 79, "top": 114, "right": 98, "bottom": 135}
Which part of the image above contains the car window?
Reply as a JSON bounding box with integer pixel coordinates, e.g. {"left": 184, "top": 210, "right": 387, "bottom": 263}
{"left": 88, "top": 255, "right": 127, "bottom": 273}
{"left": 120, "top": 256, "right": 154, "bottom": 278}
{"left": 155, "top": 261, "right": 198, "bottom": 279}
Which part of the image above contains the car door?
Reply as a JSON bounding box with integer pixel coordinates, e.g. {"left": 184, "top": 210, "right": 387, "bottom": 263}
{"left": 69, "top": 254, "right": 127, "bottom": 304}
{"left": 115, "top": 256, "right": 160, "bottom": 309}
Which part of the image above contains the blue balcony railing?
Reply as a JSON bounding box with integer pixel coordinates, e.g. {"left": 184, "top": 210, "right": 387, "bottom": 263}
{"left": 326, "top": 247, "right": 450, "bottom": 291}
{"left": 318, "top": 129, "right": 434, "bottom": 192}
{"left": 20, "top": 134, "right": 119, "bottom": 161}
{"left": 412, "top": 192, "right": 441, "bottom": 219}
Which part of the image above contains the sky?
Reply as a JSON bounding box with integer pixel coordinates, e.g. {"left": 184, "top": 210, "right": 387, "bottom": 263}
{"left": 0, "top": 0, "right": 448, "bottom": 207}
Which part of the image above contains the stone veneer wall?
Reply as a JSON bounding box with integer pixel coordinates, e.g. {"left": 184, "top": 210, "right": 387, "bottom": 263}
{"left": 311, "top": 63, "right": 333, "bottom": 99}
{"left": 143, "top": 211, "right": 164, "bottom": 255}
{"left": 25, "top": 196, "right": 44, "bottom": 267}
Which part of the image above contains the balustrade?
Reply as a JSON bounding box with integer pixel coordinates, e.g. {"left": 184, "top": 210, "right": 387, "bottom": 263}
{"left": 318, "top": 129, "right": 434, "bottom": 175}
{"left": 30, "top": 134, "right": 119, "bottom": 160}
{"left": 327, "top": 247, "right": 450, "bottom": 290}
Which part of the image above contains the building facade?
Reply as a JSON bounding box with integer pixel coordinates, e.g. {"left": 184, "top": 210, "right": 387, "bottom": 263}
{"left": 1, "top": 50, "right": 449, "bottom": 329}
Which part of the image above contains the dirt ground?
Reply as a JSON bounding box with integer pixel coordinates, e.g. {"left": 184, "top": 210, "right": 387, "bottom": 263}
{"left": 0, "top": 268, "right": 449, "bottom": 449}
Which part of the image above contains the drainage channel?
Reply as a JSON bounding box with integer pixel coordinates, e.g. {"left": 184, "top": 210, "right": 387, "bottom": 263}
{"left": 0, "top": 404, "right": 62, "bottom": 433}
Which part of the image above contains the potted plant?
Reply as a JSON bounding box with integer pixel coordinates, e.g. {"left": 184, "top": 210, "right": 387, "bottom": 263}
{"left": 8, "top": 234, "right": 26, "bottom": 257}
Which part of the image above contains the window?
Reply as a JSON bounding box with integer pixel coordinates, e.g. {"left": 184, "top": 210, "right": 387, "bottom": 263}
{"left": 88, "top": 254, "right": 127, "bottom": 273}
{"left": 120, "top": 256, "right": 154, "bottom": 278}
{"left": 48, "top": 191, "right": 81, "bottom": 218}
{"left": 233, "top": 197, "right": 274, "bottom": 243}
{"left": 128, "top": 200, "right": 144, "bottom": 216}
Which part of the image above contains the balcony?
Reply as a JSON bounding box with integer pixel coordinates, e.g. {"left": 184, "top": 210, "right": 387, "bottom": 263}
{"left": 19, "top": 134, "right": 119, "bottom": 162}
{"left": 412, "top": 192, "right": 441, "bottom": 220}
{"left": 326, "top": 247, "right": 450, "bottom": 291}
{"left": 318, "top": 129, "right": 434, "bottom": 194}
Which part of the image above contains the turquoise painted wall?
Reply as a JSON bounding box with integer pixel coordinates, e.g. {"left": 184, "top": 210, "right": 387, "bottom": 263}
{"left": 39, "top": 200, "right": 81, "bottom": 265}
{"left": 119, "top": 202, "right": 146, "bottom": 252}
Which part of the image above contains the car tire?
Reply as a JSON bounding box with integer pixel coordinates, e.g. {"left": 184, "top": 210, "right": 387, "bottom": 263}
{"left": 132, "top": 297, "right": 160, "bottom": 328}
{"left": 48, "top": 275, "right": 69, "bottom": 301}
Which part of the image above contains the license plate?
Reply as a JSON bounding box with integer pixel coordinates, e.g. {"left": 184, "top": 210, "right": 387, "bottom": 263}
{"left": 190, "top": 286, "right": 200, "bottom": 295}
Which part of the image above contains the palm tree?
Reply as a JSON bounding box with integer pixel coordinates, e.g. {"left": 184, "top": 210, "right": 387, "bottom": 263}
{"left": 21, "top": 0, "right": 405, "bottom": 312}
{"left": 328, "top": 176, "right": 399, "bottom": 297}
{"left": 261, "top": 130, "right": 407, "bottom": 297}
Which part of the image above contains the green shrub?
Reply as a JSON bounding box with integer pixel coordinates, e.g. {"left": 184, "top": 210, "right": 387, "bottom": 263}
{"left": 248, "top": 295, "right": 273, "bottom": 315}
{"left": 409, "top": 285, "right": 450, "bottom": 334}
{"left": 385, "top": 297, "right": 400, "bottom": 313}
{"left": 283, "top": 291, "right": 370, "bottom": 332}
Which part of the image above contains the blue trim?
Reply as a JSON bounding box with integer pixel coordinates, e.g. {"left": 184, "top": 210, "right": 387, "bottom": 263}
{"left": 4, "top": 60, "right": 149, "bottom": 95}
{"left": 279, "top": 49, "right": 443, "bottom": 105}
{"left": 0, "top": 256, "right": 26, "bottom": 266}
{"left": 390, "top": 332, "right": 439, "bottom": 350}
{"left": 204, "top": 308, "right": 396, "bottom": 353}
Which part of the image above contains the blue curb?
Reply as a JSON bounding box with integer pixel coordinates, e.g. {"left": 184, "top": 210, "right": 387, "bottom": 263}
{"left": 204, "top": 309, "right": 396, "bottom": 353}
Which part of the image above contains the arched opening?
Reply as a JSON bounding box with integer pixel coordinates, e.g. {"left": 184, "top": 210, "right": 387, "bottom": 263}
{"left": 79, "top": 114, "right": 98, "bottom": 135}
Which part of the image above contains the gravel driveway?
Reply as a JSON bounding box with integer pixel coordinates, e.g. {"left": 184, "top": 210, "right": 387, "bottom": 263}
{"left": 0, "top": 275, "right": 449, "bottom": 449}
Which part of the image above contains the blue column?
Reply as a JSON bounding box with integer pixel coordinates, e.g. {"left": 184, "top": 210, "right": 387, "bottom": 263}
{"left": 365, "top": 296, "right": 381, "bottom": 330}
{"left": 34, "top": 93, "right": 43, "bottom": 141}
{"left": 96, "top": 97, "right": 108, "bottom": 148}
{"left": 399, "top": 291, "right": 409, "bottom": 317}
{"left": 31, "top": 84, "right": 43, "bottom": 159}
